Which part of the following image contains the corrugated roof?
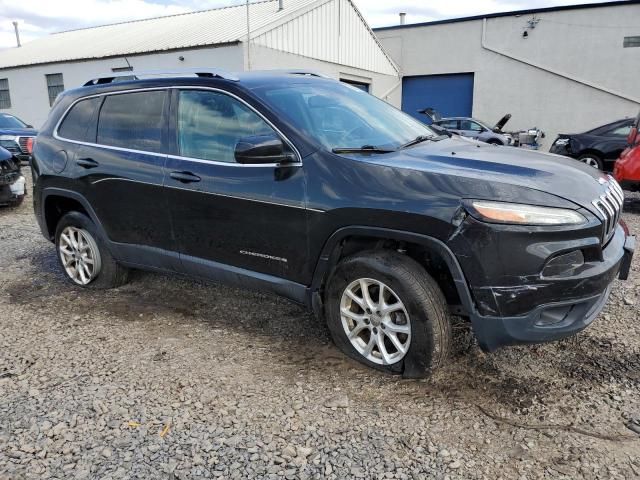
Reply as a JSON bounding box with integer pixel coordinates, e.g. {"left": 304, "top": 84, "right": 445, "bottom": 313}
{"left": 0, "top": 0, "right": 318, "bottom": 69}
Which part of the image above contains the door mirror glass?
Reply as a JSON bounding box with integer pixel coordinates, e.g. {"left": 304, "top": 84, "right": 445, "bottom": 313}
{"left": 235, "top": 133, "right": 295, "bottom": 164}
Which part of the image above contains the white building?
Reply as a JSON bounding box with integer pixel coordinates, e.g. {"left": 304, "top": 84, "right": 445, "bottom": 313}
{"left": 375, "top": 0, "right": 640, "bottom": 148}
{"left": 0, "top": 0, "right": 399, "bottom": 128}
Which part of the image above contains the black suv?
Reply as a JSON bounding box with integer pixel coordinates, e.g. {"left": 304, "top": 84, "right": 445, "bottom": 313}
{"left": 32, "top": 70, "right": 635, "bottom": 378}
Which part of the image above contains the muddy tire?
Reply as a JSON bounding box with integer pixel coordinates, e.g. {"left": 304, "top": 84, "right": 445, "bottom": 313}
{"left": 55, "top": 211, "right": 129, "bottom": 289}
{"left": 325, "top": 250, "right": 451, "bottom": 378}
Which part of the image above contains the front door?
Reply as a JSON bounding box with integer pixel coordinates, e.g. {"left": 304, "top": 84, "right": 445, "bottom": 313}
{"left": 164, "top": 88, "right": 308, "bottom": 284}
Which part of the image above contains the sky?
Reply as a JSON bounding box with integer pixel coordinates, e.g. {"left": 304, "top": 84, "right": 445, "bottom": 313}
{"left": 0, "top": 0, "right": 614, "bottom": 48}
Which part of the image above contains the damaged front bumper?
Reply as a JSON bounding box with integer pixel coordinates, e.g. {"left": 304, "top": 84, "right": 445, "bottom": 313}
{"left": 0, "top": 173, "right": 26, "bottom": 205}
{"left": 451, "top": 218, "right": 634, "bottom": 352}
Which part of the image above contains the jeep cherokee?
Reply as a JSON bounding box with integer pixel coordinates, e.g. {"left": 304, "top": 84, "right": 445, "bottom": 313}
{"left": 31, "top": 70, "right": 635, "bottom": 378}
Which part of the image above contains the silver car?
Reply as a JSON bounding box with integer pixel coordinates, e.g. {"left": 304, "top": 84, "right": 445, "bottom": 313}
{"left": 431, "top": 116, "right": 513, "bottom": 146}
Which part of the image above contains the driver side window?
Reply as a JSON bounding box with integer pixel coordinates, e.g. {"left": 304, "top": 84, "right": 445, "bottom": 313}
{"left": 177, "top": 90, "right": 275, "bottom": 163}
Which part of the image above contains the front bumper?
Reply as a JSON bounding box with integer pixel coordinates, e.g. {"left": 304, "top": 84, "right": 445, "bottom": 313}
{"left": 0, "top": 174, "right": 26, "bottom": 205}
{"left": 470, "top": 227, "right": 635, "bottom": 351}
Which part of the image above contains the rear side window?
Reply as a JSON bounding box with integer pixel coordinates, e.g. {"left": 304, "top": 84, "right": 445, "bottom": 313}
{"left": 97, "top": 91, "right": 166, "bottom": 153}
{"left": 57, "top": 97, "right": 101, "bottom": 142}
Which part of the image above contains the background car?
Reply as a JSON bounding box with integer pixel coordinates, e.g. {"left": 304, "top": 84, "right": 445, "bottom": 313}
{"left": 420, "top": 109, "right": 513, "bottom": 146}
{"left": 549, "top": 117, "right": 633, "bottom": 170}
{"left": 0, "top": 112, "right": 37, "bottom": 165}
{"left": 0, "top": 145, "right": 26, "bottom": 207}
{"left": 614, "top": 111, "right": 640, "bottom": 191}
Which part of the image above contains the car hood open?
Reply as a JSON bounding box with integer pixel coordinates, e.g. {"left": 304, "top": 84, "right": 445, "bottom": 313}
{"left": 363, "top": 137, "right": 609, "bottom": 212}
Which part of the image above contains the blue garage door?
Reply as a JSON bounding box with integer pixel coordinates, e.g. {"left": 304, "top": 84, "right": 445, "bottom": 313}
{"left": 402, "top": 73, "right": 474, "bottom": 124}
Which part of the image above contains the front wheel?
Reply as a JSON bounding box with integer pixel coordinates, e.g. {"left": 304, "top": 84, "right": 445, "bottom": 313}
{"left": 55, "top": 211, "right": 129, "bottom": 289}
{"left": 487, "top": 139, "right": 503, "bottom": 146}
{"left": 325, "top": 251, "right": 451, "bottom": 378}
{"left": 578, "top": 153, "right": 603, "bottom": 170}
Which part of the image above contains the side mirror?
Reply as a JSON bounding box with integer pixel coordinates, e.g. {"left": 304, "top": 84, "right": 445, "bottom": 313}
{"left": 235, "top": 134, "right": 296, "bottom": 165}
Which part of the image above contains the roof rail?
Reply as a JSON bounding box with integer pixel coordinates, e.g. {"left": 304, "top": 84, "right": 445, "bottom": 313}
{"left": 284, "top": 70, "right": 331, "bottom": 79}
{"left": 83, "top": 68, "right": 240, "bottom": 86}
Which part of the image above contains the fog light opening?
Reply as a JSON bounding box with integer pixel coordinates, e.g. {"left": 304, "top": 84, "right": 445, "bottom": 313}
{"left": 542, "top": 250, "right": 585, "bottom": 278}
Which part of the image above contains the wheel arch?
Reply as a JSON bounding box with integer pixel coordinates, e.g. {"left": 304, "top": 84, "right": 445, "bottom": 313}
{"left": 310, "top": 226, "right": 475, "bottom": 317}
{"left": 42, "top": 188, "right": 108, "bottom": 242}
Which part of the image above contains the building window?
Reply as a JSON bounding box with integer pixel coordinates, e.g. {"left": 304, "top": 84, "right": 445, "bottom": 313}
{"left": 623, "top": 36, "right": 640, "bottom": 48}
{"left": 0, "top": 78, "right": 11, "bottom": 109}
{"left": 340, "top": 79, "right": 370, "bottom": 93}
{"left": 45, "top": 73, "right": 65, "bottom": 106}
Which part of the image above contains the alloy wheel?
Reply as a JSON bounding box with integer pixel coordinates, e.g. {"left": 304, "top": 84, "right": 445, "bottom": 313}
{"left": 581, "top": 157, "right": 600, "bottom": 168}
{"left": 340, "top": 278, "right": 411, "bottom": 365}
{"left": 58, "top": 226, "right": 102, "bottom": 285}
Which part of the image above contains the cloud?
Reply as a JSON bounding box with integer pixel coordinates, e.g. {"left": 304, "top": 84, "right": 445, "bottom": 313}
{"left": 0, "top": 0, "right": 611, "bottom": 49}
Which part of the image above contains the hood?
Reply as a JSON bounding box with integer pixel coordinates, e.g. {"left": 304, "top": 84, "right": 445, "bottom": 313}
{"left": 493, "top": 113, "right": 511, "bottom": 132}
{"left": 0, "top": 128, "right": 37, "bottom": 137}
{"left": 362, "top": 137, "right": 609, "bottom": 213}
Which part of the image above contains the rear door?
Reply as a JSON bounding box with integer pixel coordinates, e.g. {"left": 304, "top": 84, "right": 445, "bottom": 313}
{"left": 164, "top": 88, "right": 308, "bottom": 283}
{"left": 66, "top": 89, "right": 177, "bottom": 267}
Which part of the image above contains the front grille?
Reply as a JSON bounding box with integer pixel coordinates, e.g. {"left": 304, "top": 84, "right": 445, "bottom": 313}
{"left": 591, "top": 175, "right": 624, "bottom": 244}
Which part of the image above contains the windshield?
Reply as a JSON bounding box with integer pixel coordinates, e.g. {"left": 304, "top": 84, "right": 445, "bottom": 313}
{"left": 0, "top": 113, "right": 28, "bottom": 129}
{"left": 251, "top": 81, "right": 437, "bottom": 152}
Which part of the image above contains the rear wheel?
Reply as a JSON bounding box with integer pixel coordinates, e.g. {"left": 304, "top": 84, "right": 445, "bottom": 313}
{"left": 325, "top": 251, "right": 451, "bottom": 378}
{"left": 578, "top": 153, "right": 603, "bottom": 170}
{"left": 55, "top": 211, "right": 129, "bottom": 289}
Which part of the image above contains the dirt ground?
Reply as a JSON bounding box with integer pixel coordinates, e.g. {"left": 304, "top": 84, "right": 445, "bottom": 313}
{"left": 1, "top": 170, "right": 639, "bottom": 479}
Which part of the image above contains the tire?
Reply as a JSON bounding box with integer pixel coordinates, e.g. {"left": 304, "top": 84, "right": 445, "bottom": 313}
{"left": 577, "top": 153, "right": 603, "bottom": 170}
{"left": 325, "top": 250, "right": 451, "bottom": 378}
{"left": 487, "top": 139, "right": 503, "bottom": 146}
{"left": 54, "top": 211, "right": 129, "bottom": 289}
{"left": 9, "top": 195, "right": 24, "bottom": 207}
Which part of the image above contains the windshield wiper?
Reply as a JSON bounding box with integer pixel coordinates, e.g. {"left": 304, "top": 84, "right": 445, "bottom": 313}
{"left": 398, "top": 135, "right": 434, "bottom": 150}
{"left": 332, "top": 145, "right": 396, "bottom": 154}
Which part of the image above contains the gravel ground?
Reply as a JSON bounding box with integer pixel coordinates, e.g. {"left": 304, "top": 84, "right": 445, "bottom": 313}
{"left": 1, "top": 170, "right": 639, "bottom": 480}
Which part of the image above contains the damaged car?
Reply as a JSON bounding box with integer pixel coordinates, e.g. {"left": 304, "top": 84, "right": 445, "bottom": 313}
{"left": 32, "top": 70, "right": 635, "bottom": 378}
{"left": 0, "top": 146, "right": 26, "bottom": 207}
{"left": 549, "top": 117, "right": 634, "bottom": 171}
{"left": 419, "top": 109, "right": 545, "bottom": 149}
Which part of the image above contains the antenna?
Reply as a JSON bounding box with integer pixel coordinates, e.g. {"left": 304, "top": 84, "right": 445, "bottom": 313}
{"left": 12, "top": 21, "right": 21, "bottom": 47}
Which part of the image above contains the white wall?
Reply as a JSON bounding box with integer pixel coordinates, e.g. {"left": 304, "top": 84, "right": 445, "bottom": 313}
{"left": 376, "top": 3, "right": 640, "bottom": 148}
{"left": 247, "top": 43, "right": 401, "bottom": 106}
{"left": 0, "top": 44, "right": 244, "bottom": 128}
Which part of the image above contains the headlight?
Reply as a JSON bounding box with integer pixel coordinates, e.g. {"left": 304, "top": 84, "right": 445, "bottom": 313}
{"left": 554, "top": 138, "right": 570, "bottom": 146}
{"left": 468, "top": 200, "right": 586, "bottom": 225}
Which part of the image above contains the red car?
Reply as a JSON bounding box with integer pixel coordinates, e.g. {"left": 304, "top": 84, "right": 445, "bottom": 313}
{"left": 614, "top": 111, "right": 640, "bottom": 191}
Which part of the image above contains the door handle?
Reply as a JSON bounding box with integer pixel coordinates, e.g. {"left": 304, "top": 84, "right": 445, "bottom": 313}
{"left": 170, "top": 171, "right": 201, "bottom": 183}
{"left": 76, "top": 158, "right": 99, "bottom": 169}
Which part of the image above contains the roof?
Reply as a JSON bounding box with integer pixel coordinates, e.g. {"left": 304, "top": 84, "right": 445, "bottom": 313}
{"left": 374, "top": 0, "right": 640, "bottom": 32}
{"left": 0, "top": 0, "right": 317, "bottom": 69}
